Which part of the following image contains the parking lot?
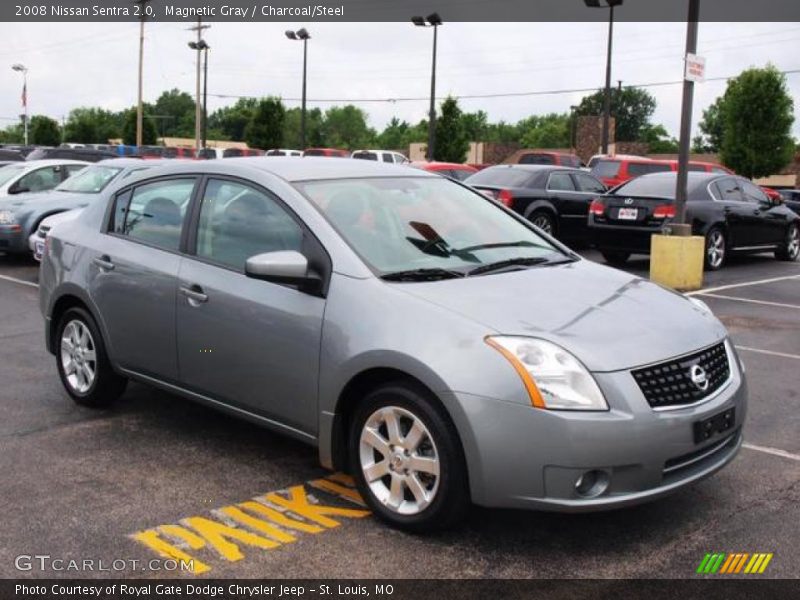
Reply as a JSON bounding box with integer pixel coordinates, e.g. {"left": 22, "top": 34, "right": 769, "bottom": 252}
{"left": 1, "top": 249, "right": 798, "bottom": 579}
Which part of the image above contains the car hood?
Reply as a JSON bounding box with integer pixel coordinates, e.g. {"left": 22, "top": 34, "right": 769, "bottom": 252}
{"left": 0, "top": 191, "right": 92, "bottom": 212}
{"left": 393, "top": 259, "right": 726, "bottom": 372}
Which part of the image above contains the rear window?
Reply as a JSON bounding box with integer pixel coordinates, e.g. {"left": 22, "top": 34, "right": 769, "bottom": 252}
{"left": 303, "top": 149, "right": 325, "bottom": 156}
{"left": 465, "top": 167, "right": 536, "bottom": 188}
{"left": 614, "top": 176, "right": 676, "bottom": 199}
{"left": 591, "top": 159, "right": 621, "bottom": 178}
{"left": 352, "top": 151, "right": 378, "bottom": 161}
{"left": 223, "top": 148, "right": 244, "bottom": 158}
{"left": 627, "top": 162, "right": 672, "bottom": 177}
{"left": 518, "top": 153, "right": 555, "bottom": 165}
{"left": 687, "top": 164, "right": 708, "bottom": 172}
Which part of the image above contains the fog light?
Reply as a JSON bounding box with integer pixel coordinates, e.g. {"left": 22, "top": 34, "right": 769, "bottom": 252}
{"left": 574, "top": 470, "right": 610, "bottom": 498}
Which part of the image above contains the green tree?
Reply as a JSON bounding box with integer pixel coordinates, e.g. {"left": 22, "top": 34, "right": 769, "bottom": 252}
{"left": 122, "top": 108, "right": 158, "bottom": 146}
{"left": 518, "top": 113, "right": 570, "bottom": 148}
{"left": 640, "top": 124, "right": 679, "bottom": 153}
{"left": 377, "top": 117, "right": 411, "bottom": 150}
{"left": 153, "top": 89, "right": 197, "bottom": 138}
{"left": 460, "top": 110, "right": 489, "bottom": 142}
{"left": 574, "top": 87, "right": 656, "bottom": 142}
{"left": 694, "top": 97, "right": 726, "bottom": 153}
{"left": 63, "top": 107, "right": 124, "bottom": 144}
{"left": 282, "top": 107, "right": 325, "bottom": 149}
{"left": 434, "top": 96, "right": 469, "bottom": 162}
{"left": 719, "top": 66, "right": 795, "bottom": 178}
{"left": 209, "top": 97, "right": 258, "bottom": 142}
{"left": 0, "top": 123, "right": 24, "bottom": 144}
{"left": 322, "top": 105, "right": 374, "bottom": 149}
{"left": 484, "top": 120, "right": 520, "bottom": 144}
{"left": 244, "top": 97, "right": 285, "bottom": 150}
{"left": 29, "top": 115, "right": 61, "bottom": 146}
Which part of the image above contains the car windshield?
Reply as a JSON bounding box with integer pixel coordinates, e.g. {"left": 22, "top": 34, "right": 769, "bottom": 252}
{"left": 0, "top": 164, "right": 25, "bottom": 187}
{"left": 614, "top": 176, "right": 677, "bottom": 199}
{"left": 56, "top": 165, "right": 121, "bottom": 193}
{"left": 295, "top": 176, "right": 566, "bottom": 276}
{"left": 464, "top": 167, "right": 536, "bottom": 188}
{"left": 591, "top": 160, "right": 621, "bottom": 178}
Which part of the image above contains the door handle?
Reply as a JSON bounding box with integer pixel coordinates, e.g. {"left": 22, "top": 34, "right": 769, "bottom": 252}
{"left": 92, "top": 255, "right": 115, "bottom": 271}
{"left": 180, "top": 285, "right": 208, "bottom": 305}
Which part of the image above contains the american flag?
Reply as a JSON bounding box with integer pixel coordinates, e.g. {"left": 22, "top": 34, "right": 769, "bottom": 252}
{"left": 21, "top": 82, "right": 26, "bottom": 108}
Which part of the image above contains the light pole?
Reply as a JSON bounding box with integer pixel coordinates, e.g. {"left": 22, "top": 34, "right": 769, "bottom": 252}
{"left": 188, "top": 19, "right": 210, "bottom": 151}
{"left": 285, "top": 28, "right": 311, "bottom": 151}
{"left": 189, "top": 40, "right": 210, "bottom": 150}
{"left": 569, "top": 105, "right": 578, "bottom": 153}
{"left": 412, "top": 13, "right": 442, "bottom": 161}
{"left": 134, "top": 0, "right": 151, "bottom": 148}
{"left": 11, "top": 64, "right": 28, "bottom": 146}
{"left": 584, "top": 0, "right": 623, "bottom": 155}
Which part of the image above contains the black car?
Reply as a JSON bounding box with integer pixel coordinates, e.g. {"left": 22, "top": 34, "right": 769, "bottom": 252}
{"left": 778, "top": 189, "right": 800, "bottom": 215}
{"left": 588, "top": 172, "right": 800, "bottom": 270}
{"left": 464, "top": 165, "right": 607, "bottom": 243}
{"left": 0, "top": 148, "right": 24, "bottom": 162}
{"left": 25, "top": 147, "right": 117, "bottom": 162}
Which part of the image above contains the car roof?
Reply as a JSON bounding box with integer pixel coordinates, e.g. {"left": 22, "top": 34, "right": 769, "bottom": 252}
{"left": 120, "top": 156, "right": 438, "bottom": 183}
{"left": 95, "top": 158, "right": 170, "bottom": 168}
{"left": 631, "top": 171, "right": 725, "bottom": 182}
{"left": 19, "top": 159, "right": 89, "bottom": 168}
{"left": 410, "top": 161, "right": 475, "bottom": 170}
{"left": 483, "top": 164, "right": 577, "bottom": 173}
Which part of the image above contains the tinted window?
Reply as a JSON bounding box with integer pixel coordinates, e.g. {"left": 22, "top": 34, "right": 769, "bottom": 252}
{"left": 449, "top": 169, "right": 474, "bottom": 182}
{"left": 547, "top": 172, "right": 576, "bottom": 191}
{"left": 687, "top": 164, "right": 708, "bottom": 172}
{"left": 465, "top": 167, "right": 536, "bottom": 188}
{"left": 740, "top": 181, "right": 768, "bottom": 204}
{"left": 382, "top": 153, "right": 394, "bottom": 163}
{"left": 223, "top": 148, "right": 244, "bottom": 158}
{"left": 195, "top": 179, "right": 303, "bottom": 270}
{"left": 17, "top": 166, "right": 62, "bottom": 192}
{"left": 303, "top": 149, "right": 326, "bottom": 157}
{"left": 712, "top": 178, "right": 743, "bottom": 202}
{"left": 519, "top": 153, "right": 555, "bottom": 165}
{"left": 591, "top": 160, "right": 621, "bottom": 178}
{"left": 352, "top": 151, "right": 378, "bottom": 161}
{"left": 116, "top": 178, "right": 195, "bottom": 251}
{"left": 627, "top": 162, "right": 672, "bottom": 177}
{"left": 614, "top": 176, "right": 677, "bottom": 198}
{"left": 562, "top": 155, "right": 581, "bottom": 168}
{"left": 574, "top": 173, "right": 606, "bottom": 193}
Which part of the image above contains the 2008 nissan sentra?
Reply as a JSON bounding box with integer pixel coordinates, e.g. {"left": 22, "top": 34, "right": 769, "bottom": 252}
{"left": 39, "top": 157, "right": 747, "bottom": 531}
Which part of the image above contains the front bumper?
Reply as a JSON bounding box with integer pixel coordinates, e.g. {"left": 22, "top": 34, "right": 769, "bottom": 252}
{"left": 447, "top": 350, "right": 747, "bottom": 511}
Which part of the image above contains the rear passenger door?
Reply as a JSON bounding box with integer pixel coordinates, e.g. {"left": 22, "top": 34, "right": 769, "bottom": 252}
{"left": 545, "top": 171, "right": 586, "bottom": 238}
{"left": 90, "top": 177, "right": 197, "bottom": 382}
{"left": 175, "top": 177, "right": 327, "bottom": 435}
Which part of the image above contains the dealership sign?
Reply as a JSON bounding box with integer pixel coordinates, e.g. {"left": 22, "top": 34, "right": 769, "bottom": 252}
{"left": 685, "top": 53, "right": 706, "bottom": 83}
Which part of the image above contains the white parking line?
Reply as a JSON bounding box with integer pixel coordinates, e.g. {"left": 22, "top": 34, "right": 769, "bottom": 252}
{"left": 700, "top": 293, "right": 800, "bottom": 310}
{"left": 687, "top": 274, "right": 800, "bottom": 296}
{"left": 0, "top": 274, "right": 38, "bottom": 288}
{"left": 735, "top": 345, "right": 800, "bottom": 361}
{"left": 743, "top": 443, "right": 800, "bottom": 462}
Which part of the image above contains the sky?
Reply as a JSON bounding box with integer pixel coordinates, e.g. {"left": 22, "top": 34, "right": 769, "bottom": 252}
{"left": 0, "top": 21, "right": 798, "bottom": 141}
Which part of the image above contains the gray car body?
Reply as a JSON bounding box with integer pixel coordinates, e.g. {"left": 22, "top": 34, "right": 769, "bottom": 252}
{"left": 39, "top": 157, "right": 748, "bottom": 511}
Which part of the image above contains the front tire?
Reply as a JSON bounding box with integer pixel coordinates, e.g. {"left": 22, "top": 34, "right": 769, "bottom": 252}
{"left": 349, "top": 382, "right": 469, "bottom": 532}
{"left": 56, "top": 307, "right": 127, "bottom": 407}
{"left": 601, "top": 250, "right": 630, "bottom": 266}
{"left": 775, "top": 224, "right": 799, "bottom": 262}
{"left": 705, "top": 227, "right": 727, "bottom": 271}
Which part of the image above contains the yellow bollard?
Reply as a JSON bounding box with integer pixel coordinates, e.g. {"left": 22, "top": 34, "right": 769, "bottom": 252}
{"left": 649, "top": 234, "right": 705, "bottom": 292}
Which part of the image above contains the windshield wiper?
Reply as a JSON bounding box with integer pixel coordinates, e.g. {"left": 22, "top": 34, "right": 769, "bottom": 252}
{"left": 380, "top": 268, "right": 466, "bottom": 282}
{"left": 453, "top": 240, "right": 550, "bottom": 253}
{"left": 468, "top": 256, "right": 550, "bottom": 276}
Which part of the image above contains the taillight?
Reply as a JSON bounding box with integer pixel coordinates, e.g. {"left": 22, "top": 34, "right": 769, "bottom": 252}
{"left": 589, "top": 199, "right": 605, "bottom": 216}
{"left": 497, "top": 189, "right": 514, "bottom": 207}
{"left": 653, "top": 204, "right": 676, "bottom": 219}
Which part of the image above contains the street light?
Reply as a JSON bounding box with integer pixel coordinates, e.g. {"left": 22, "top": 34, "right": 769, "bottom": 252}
{"left": 286, "top": 28, "right": 311, "bottom": 151}
{"left": 412, "top": 13, "right": 443, "bottom": 161}
{"left": 583, "top": 0, "right": 623, "bottom": 155}
{"left": 188, "top": 40, "right": 211, "bottom": 150}
{"left": 11, "top": 63, "right": 28, "bottom": 146}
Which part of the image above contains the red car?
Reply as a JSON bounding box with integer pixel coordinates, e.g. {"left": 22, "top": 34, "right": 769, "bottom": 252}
{"left": 590, "top": 155, "right": 675, "bottom": 188}
{"left": 506, "top": 150, "right": 583, "bottom": 168}
{"left": 303, "top": 148, "right": 350, "bottom": 158}
{"left": 410, "top": 161, "right": 478, "bottom": 182}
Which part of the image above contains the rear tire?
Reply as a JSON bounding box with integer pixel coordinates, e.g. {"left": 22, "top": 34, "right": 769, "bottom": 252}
{"left": 56, "top": 307, "right": 127, "bottom": 408}
{"left": 704, "top": 227, "right": 727, "bottom": 271}
{"left": 529, "top": 210, "right": 557, "bottom": 237}
{"left": 775, "top": 224, "right": 799, "bottom": 262}
{"left": 349, "top": 381, "right": 469, "bottom": 533}
{"left": 601, "top": 250, "right": 630, "bottom": 266}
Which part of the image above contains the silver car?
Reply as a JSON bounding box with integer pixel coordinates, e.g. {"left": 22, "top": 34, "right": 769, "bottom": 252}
{"left": 39, "top": 158, "right": 747, "bottom": 531}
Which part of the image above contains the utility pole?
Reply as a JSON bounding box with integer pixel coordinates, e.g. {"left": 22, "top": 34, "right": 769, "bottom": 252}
{"left": 189, "top": 19, "right": 210, "bottom": 152}
{"left": 134, "top": 0, "right": 151, "bottom": 148}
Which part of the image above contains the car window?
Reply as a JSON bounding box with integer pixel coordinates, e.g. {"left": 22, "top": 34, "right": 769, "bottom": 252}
{"left": 591, "top": 160, "right": 620, "bottom": 178}
{"left": 713, "top": 178, "right": 744, "bottom": 202}
{"left": 57, "top": 165, "right": 121, "bottom": 193}
{"left": 195, "top": 179, "right": 303, "bottom": 271}
{"left": 465, "top": 167, "right": 536, "bottom": 188}
{"left": 0, "top": 164, "right": 25, "bottom": 187}
{"left": 64, "top": 164, "right": 87, "bottom": 178}
{"left": 449, "top": 169, "right": 474, "bottom": 182}
{"left": 352, "top": 151, "right": 378, "bottom": 161}
{"left": 711, "top": 167, "right": 728, "bottom": 174}
{"left": 627, "top": 162, "right": 672, "bottom": 177}
{"left": 382, "top": 153, "right": 394, "bottom": 163}
{"left": 113, "top": 178, "right": 196, "bottom": 251}
{"left": 740, "top": 181, "right": 768, "bottom": 204}
{"left": 547, "top": 172, "right": 576, "bottom": 191}
{"left": 574, "top": 173, "right": 606, "bottom": 193}
{"left": 519, "top": 153, "right": 555, "bottom": 165}
{"left": 17, "top": 166, "right": 62, "bottom": 192}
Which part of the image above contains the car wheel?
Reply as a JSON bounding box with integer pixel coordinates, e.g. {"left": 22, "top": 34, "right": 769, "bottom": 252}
{"left": 56, "top": 307, "right": 127, "bottom": 407}
{"left": 349, "top": 382, "right": 469, "bottom": 532}
{"left": 529, "top": 210, "right": 557, "bottom": 236}
{"left": 600, "top": 250, "right": 630, "bottom": 266}
{"left": 775, "top": 224, "right": 799, "bottom": 262}
{"left": 705, "top": 227, "right": 727, "bottom": 271}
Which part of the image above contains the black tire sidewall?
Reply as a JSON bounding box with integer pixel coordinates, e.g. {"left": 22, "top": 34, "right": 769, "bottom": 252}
{"left": 530, "top": 210, "right": 556, "bottom": 236}
{"left": 777, "top": 224, "right": 799, "bottom": 261}
{"left": 349, "top": 382, "right": 469, "bottom": 532}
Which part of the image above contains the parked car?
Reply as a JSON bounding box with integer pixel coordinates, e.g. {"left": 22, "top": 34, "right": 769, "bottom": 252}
{"left": 778, "top": 189, "right": 800, "bottom": 214}
{"left": 464, "top": 165, "right": 606, "bottom": 241}
{"left": 223, "top": 148, "right": 265, "bottom": 158}
{"left": 29, "top": 209, "right": 80, "bottom": 260}
{"left": 40, "top": 157, "right": 747, "bottom": 531}
{"left": 352, "top": 150, "right": 409, "bottom": 164}
{"left": 590, "top": 155, "right": 674, "bottom": 188}
{"left": 0, "top": 149, "right": 24, "bottom": 162}
{"left": 0, "top": 159, "right": 87, "bottom": 198}
{"left": 505, "top": 150, "right": 583, "bottom": 168}
{"left": 26, "top": 147, "right": 116, "bottom": 162}
{"left": 302, "top": 148, "right": 350, "bottom": 158}
{"left": 266, "top": 149, "right": 303, "bottom": 157}
{"left": 162, "top": 147, "right": 196, "bottom": 159}
{"left": 588, "top": 171, "right": 800, "bottom": 270}
{"left": 2, "top": 158, "right": 163, "bottom": 256}
{"left": 410, "top": 161, "right": 478, "bottom": 182}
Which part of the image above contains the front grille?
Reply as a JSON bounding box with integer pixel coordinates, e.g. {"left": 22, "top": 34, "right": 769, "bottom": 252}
{"left": 632, "top": 342, "right": 730, "bottom": 408}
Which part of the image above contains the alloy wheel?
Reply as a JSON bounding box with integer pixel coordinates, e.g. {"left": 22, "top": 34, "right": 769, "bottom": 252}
{"left": 532, "top": 214, "right": 554, "bottom": 234}
{"left": 358, "top": 406, "right": 440, "bottom": 515}
{"left": 60, "top": 319, "right": 97, "bottom": 394}
{"left": 788, "top": 226, "right": 800, "bottom": 259}
{"left": 707, "top": 230, "right": 726, "bottom": 269}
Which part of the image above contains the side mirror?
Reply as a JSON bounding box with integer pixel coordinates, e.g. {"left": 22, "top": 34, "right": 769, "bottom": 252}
{"left": 8, "top": 183, "right": 29, "bottom": 195}
{"left": 245, "top": 250, "right": 322, "bottom": 295}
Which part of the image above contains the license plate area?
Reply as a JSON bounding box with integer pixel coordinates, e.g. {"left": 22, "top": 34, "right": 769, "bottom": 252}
{"left": 694, "top": 407, "right": 735, "bottom": 443}
{"left": 617, "top": 207, "right": 638, "bottom": 220}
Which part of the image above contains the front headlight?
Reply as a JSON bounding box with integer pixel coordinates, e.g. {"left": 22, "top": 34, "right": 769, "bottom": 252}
{"left": 485, "top": 336, "right": 608, "bottom": 411}
{"left": 0, "top": 210, "right": 15, "bottom": 225}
